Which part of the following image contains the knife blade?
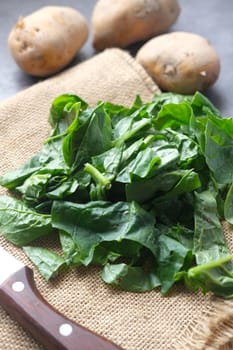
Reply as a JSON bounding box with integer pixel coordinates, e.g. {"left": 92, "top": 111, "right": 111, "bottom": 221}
{"left": 0, "top": 247, "right": 124, "bottom": 350}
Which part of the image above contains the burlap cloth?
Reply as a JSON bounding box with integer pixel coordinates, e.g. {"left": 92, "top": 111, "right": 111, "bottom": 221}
{"left": 0, "top": 48, "right": 233, "bottom": 350}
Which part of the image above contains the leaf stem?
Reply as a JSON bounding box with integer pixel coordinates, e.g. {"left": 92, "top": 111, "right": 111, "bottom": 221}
{"left": 188, "top": 255, "right": 233, "bottom": 278}
{"left": 113, "top": 119, "right": 151, "bottom": 146}
{"left": 84, "top": 163, "right": 111, "bottom": 189}
{"left": 44, "top": 132, "right": 67, "bottom": 144}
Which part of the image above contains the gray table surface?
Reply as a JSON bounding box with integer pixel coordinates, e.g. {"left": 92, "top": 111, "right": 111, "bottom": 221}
{"left": 1, "top": 0, "right": 233, "bottom": 116}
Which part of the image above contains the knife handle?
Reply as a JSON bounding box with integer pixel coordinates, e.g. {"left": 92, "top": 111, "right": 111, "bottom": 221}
{"left": 0, "top": 266, "right": 124, "bottom": 350}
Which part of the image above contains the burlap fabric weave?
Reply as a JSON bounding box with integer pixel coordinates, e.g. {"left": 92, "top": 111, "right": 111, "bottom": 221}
{"left": 0, "top": 48, "right": 232, "bottom": 350}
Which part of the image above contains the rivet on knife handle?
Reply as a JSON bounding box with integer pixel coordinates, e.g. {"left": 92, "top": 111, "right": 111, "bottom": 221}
{"left": 0, "top": 265, "right": 124, "bottom": 350}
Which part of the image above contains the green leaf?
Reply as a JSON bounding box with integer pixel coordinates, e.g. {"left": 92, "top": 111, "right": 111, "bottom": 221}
{"left": 191, "top": 91, "right": 221, "bottom": 117}
{"left": 0, "top": 134, "right": 67, "bottom": 191}
{"left": 126, "top": 170, "right": 195, "bottom": 204}
{"left": 92, "top": 239, "right": 142, "bottom": 265}
{"left": 112, "top": 103, "right": 151, "bottom": 143}
{"left": 152, "top": 92, "right": 192, "bottom": 105}
{"left": 49, "top": 93, "right": 88, "bottom": 127}
{"left": 117, "top": 144, "right": 179, "bottom": 183}
{"left": 23, "top": 246, "right": 66, "bottom": 280}
{"left": 102, "top": 263, "right": 160, "bottom": 292}
{"left": 187, "top": 255, "right": 233, "bottom": 298}
{"left": 62, "top": 102, "right": 82, "bottom": 166}
{"left": 0, "top": 195, "right": 52, "bottom": 246}
{"left": 165, "top": 129, "right": 199, "bottom": 165}
{"left": 204, "top": 117, "right": 233, "bottom": 184}
{"left": 224, "top": 183, "right": 233, "bottom": 224}
{"left": 154, "top": 102, "right": 192, "bottom": 130}
{"left": 0, "top": 154, "right": 43, "bottom": 190}
{"left": 70, "top": 103, "right": 113, "bottom": 170}
{"left": 157, "top": 233, "right": 192, "bottom": 294}
{"left": 154, "top": 169, "right": 201, "bottom": 202}
{"left": 194, "top": 191, "right": 230, "bottom": 264}
{"left": 91, "top": 144, "right": 124, "bottom": 180}
{"left": 152, "top": 194, "right": 195, "bottom": 228}
{"left": 17, "top": 172, "right": 52, "bottom": 204}
{"left": 59, "top": 230, "right": 82, "bottom": 266}
{"left": 51, "top": 200, "right": 157, "bottom": 265}
{"left": 47, "top": 177, "right": 79, "bottom": 200}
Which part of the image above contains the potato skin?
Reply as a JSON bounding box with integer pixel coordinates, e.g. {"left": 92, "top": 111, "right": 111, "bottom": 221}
{"left": 136, "top": 32, "right": 220, "bottom": 94}
{"left": 92, "top": 0, "right": 180, "bottom": 50}
{"left": 8, "top": 6, "right": 89, "bottom": 77}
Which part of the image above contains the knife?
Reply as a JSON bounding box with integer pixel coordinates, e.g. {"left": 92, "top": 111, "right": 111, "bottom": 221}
{"left": 0, "top": 247, "right": 124, "bottom": 350}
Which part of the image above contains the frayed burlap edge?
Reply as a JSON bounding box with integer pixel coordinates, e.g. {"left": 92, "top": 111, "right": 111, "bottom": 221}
{"left": 173, "top": 222, "right": 233, "bottom": 350}
{"left": 173, "top": 299, "right": 233, "bottom": 350}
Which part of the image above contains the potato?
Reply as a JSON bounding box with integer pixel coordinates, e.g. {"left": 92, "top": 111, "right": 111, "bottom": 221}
{"left": 136, "top": 31, "right": 220, "bottom": 94}
{"left": 8, "top": 6, "right": 89, "bottom": 77}
{"left": 92, "top": 0, "right": 180, "bottom": 50}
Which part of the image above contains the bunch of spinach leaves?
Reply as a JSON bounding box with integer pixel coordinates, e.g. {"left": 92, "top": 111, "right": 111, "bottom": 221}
{"left": 1, "top": 91, "right": 233, "bottom": 298}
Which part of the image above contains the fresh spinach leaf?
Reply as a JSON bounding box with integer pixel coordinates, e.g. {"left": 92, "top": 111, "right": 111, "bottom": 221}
{"left": 204, "top": 117, "right": 233, "bottom": 184}
{"left": 153, "top": 102, "right": 192, "bottom": 130}
{"left": 224, "top": 183, "right": 233, "bottom": 224}
{"left": 0, "top": 195, "right": 52, "bottom": 246}
{"left": 194, "top": 190, "right": 230, "bottom": 264}
{"left": 187, "top": 255, "right": 233, "bottom": 298}
{"left": 69, "top": 103, "right": 113, "bottom": 171}
{"left": 49, "top": 93, "right": 88, "bottom": 127}
{"left": 0, "top": 91, "right": 233, "bottom": 299}
{"left": 23, "top": 246, "right": 66, "bottom": 280}
{"left": 102, "top": 263, "right": 160, "bottom": 292}
{"left": 190, "top": 190, "right": 233, "bottom": 297}
{"left": 51, "top": 200, "right": 157, "bottom": 265}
